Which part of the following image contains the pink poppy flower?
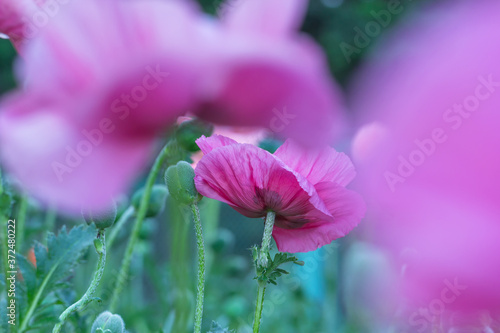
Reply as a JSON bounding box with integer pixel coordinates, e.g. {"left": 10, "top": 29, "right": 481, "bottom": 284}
{"left": 194, "top": 135, "right": 366, "bottom": 253}
{"left": 193, "top": 0, "right": 345, "bottom": 146}
{"left": 0, "top": 0, "right": 205, "bottom": 212}
{"left": 351, "top": 0, "right": 500, "bottom": 312}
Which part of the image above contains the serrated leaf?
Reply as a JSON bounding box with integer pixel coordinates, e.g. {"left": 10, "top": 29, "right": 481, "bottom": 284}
{"left": 19, "top": 224, "right": 96, "bottom": 331}
{"left": 254, "top": 251, "right": 301, "bottom": 286}
{"left": 17, "top": 254, "right": 36, "bottom": 301}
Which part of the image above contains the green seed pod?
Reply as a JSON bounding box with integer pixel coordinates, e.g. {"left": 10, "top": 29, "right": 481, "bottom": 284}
{"left": 175, "top": 119, "right": 214, "bottom": 152}
{"left": 165, "top": 161, "right": 201, "bottom": 205}
{"left": 91, "top": 311, "right": 125, "bottom": 333}
{"left": 82, "top": 202, "right": 117, "bottom": 230}
{"left": 132, "top": 185, "right": 168, "bottom": 218}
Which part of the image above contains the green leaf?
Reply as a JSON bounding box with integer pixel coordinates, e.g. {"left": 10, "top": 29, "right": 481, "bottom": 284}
{"left": 18, "top": 224, "right": 97, "bottom": 332}
{"left": 254, "top": 251, "right": 303, "bottom": 286}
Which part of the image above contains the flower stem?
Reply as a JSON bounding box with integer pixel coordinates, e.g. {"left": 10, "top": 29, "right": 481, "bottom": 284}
{"left": 16, "top": 195, "right": 28, "bottom": 251}
{"left": 191, "top": 203, "right": 205, "bottom": 333}
{"left": 0, "top": 167, "right": 4, "bottom": 194}
{"left": 52, "top": 230, "right": 107, "bottom": 333}
{"left": 253, "top": 211, "right": 276, "bottom": 333}
{"left": 106, "top": 206, "right": 135, "bottom": 250}
{"left": 109, "top": 143, "right": 170, "bottom": 312}
{"left": 258, "top": 211, "right": 276, "bottom": 267}
{"left": 252, "top": 280, "right": 267, "bottom": 333}
{"left": 43, "top": 205, "right": 57, "bottom": 244}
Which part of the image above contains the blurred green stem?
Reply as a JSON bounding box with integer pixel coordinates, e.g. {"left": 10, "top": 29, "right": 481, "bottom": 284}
{"left": 43, "top": 205, "right": 57, "bottom": 244}
{"left": 109, "top": 143, "right": 170, "bottom": 311}
{"left": 107, "top": 206, "right": 135, "bottom": 249}
{"left": 253, "top": 211, "right": 276, "bottom": 333}
{"left": 52, "top": 230, "right": 107, "bottom": 333}
{"left": 191, "top": 203, "right": 205, "bottom": 333}
{"left": 0, "top": 167, "right": 3, "bottom": 194}
{"left": 16, "top": 195, "right": 28, "bottom": 252}
{"left": 170, "top": 202, "right": 191, "bottom": 332}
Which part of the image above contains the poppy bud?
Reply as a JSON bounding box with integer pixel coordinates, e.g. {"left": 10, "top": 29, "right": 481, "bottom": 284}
{"left": 82, "top": 202, "right": 117, "bottom": 230}
{"left": 175, "top": 119, "right": 214, "bottom": 152}
{"left": 132, "top": 185, "right": 168, "bottom": 218}
{"left": 91, "top": 311, "right": 125, "bottom": 333}
{"left": 165, "top": 161, "right": 202, "bottom": 205}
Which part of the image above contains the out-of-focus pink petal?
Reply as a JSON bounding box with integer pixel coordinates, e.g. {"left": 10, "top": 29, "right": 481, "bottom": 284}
{"left": 196, "top": 57, "right": 341, "bottom": 146}
{"left": 350, "top": 122, "right": 388, "bottom": 165}
{"left": 20, "top": 0, "right": 203, "bottom": 107}
{"left": 194, "top": 142, "right": 330, "bottom": 219}
{"left": 222, "top": 0, "right": 307, "bottom": 38}
{"left": 351, "top": 0, "right": 500, "bottom": 311}
{"left": 273, "top": 182, "right": 365, "bottom": 253}
{"left": 274, "top": 139, "right": 356, "bottom": 186}
{"left": 0, "top": 94, "right": 154, "bottom": 212}
{"left": 194, "top": 5, "right": 345, "bottom": 147}
{"left": 195, "top": 134, "right": 238, "bottom": 155}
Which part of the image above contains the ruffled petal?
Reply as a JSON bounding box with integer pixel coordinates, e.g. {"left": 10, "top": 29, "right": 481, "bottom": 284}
{"left": 222, "top": 0, "right": 307, "bottom": 38}
{"left": 194, "top": 142, "right": 330, "bottom": 219}
{"left": 273, "top": 181, "right": 366, "bottom": 253}
{"left": 195, "top": 134, "right": 238, "bottom": 155}
{"left": 274, "top": 139, "right": 356, "bottom": 186}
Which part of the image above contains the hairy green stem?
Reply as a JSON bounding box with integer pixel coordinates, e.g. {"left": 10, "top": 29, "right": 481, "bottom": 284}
{"left": 191, "top": 203, "right": 205, "bottom": 333}
{"left": 258, "top": 211, "right": 276, "bottom": 267}
{"left": 52, "top": 230, "right": 107, "bottom": 333}
{"left": 253, "top": 211, "right": 276, "bottom": 333}
{"left": 109, "top": 144, "right": 170, "bottom": 311}
{"left": 252, "top": 281, "right": 267, "bottom": 333}
{"left": 106, "top": 206, "right": 135, "bottom": 250}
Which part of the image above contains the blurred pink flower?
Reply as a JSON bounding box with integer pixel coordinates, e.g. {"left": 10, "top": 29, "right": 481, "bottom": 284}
{"left": 194, "top": 135, "right": 365, "bottom": 253}
{"left": 0, "top": 0, "right": 346, "bottom": 214}
{"left": 193, "top": 0, "right": 345, "bottom": 146}
{"left": 0, "top": 0, "right": 204, "bottom": 212}
{"left": 351, "top": 0, "right": 500, "bottom": 312}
